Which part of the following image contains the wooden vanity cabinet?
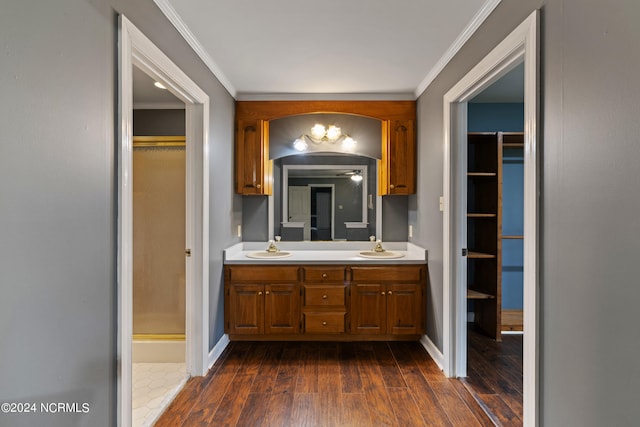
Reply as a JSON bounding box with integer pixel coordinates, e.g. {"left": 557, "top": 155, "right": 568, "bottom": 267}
{"left": 225, "top": 263, "right": 427, "bottom": 341}
{"left": 225, "top": 266, "right": 300, "bottom": 335}
{"left": 379, "top": 119, "right": 416, "bottom": 195}
{"left": 235, "top": 119, "right": 272, "bottom": 195}
{"left": 234, "top": 101, "right": 417, "bottom": 196}
{"left": 350, "top": 266, "right": 425, "bottom": 335}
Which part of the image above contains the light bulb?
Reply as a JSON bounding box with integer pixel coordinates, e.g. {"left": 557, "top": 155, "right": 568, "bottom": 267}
{"left": 325, "top": 125, "right": 341, "bottom": 141}
{"left": 310, "top": 124, "right": 326, "bottom": 140}
{"left": 154, "top": 81, "right": 167, "bottom": 89}
{"left": 293, "top": 137, "right": 308, "bottom": 151}
{"left": 342, "top": 136, "right": 356, "bottom": 150}
{"left": 351, "top": 174, "right": 363, "bottom": 182}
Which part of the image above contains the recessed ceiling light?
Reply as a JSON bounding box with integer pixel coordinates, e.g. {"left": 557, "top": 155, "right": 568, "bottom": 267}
{"left": 154, "top": 81, "right": 167, "bottom": 90}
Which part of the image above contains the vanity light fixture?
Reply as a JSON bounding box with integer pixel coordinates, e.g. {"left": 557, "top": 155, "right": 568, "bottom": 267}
{"left": 293, "top": 123, "right": 357, "bottom": 152}
{"left": 153, "top": 81, "right": 167, "bottom": 89}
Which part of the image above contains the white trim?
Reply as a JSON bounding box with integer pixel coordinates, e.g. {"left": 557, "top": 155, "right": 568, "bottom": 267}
{"left": 208, "top": 334, "right": 231, "bottom": 370}
{"left": 118, "top": 16, "right": 210, "bottom": 427}
{"left": 442, "top": 10, "right": 539, "bottom": 427}
{"left": 237, "top": 92, "right": 416, "bottom": 101}
{"left": 415, "top": 0, "right": 502, "bottom": 98}
{"left": 133, "top": 101, "right": 185, "bottom": 110}
{"left": 420, "top": 335, "right": 445, "bottom": 372}
{"left": 152, "top": 0, "right": 237, "bottom": 98}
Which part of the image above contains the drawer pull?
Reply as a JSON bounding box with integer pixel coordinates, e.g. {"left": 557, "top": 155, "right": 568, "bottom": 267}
{"left": 322, "top": 321, "right": 327, "bottom": 326}
{"left": 322, "top": 294, "right": 328, "bottom": 299}
{"left": 322, "top": 273, "right": 328, "bottom": 278}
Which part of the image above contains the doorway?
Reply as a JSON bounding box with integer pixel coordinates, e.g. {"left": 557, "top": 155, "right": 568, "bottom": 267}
{"left": 131, "top": 66, "right": 188, "bottom": 426}
{"left": 442, "top": 11, "right": 538, "bottom": 426}
{"left": 310, "top": 185, "right": 334, "bottom": 241}
{"left": 118, "top": 16, "right": 210, "bottom": 427}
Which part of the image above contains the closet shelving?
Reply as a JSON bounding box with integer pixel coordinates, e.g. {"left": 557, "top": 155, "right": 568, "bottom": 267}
{"left": 466, "top": 131, "right": 524, "bottom": 340}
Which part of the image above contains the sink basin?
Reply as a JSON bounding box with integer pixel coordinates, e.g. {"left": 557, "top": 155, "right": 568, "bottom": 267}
{"left": 358, "top": 251, "right": 405, "bottom": 259}
{"left": 246, "top": 251, "right": 292, "bottom": 259}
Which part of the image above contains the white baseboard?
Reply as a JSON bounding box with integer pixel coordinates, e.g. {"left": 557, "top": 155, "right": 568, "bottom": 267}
{"left": 420, "top": 335, "right": 445, "bottom": 372}
{"left": 207, "top": 334, "right": 230, "bottom": 370}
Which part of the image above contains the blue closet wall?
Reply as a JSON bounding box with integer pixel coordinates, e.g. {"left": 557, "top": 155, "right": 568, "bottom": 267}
{"left": 468, "top": 103, "right": 524, "bottom": 310}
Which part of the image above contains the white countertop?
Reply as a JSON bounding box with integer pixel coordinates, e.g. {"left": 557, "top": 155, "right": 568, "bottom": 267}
{"left": 223, "top": 241, "right": 428, "bottom": 265}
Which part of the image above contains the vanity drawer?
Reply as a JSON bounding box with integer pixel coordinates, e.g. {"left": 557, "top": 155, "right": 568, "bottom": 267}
{"left": 351, "top": 265, "right": 424, "bottom": 282}
{"left": 226, "top": 266, "right": 299, "bottom": 282}
{"left": 304, "top": 285, "right": 346, "bottom": 306}
{"left": 304, "top": 312, "right": 346, "bottom": 333}
{"left": 303, "top": 266, "right": 346, "bottom": 282}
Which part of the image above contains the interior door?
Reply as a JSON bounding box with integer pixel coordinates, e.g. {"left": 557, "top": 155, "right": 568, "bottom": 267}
{"left": 288, "top": 186, "right": 311, "bottom": 240}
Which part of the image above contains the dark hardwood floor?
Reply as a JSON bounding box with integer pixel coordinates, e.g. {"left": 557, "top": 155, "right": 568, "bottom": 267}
{"left": 462, "top": 327, "right": 524, "bottom": 426}
{"left": 155, "top": 341, "right": 497, "bottom": 426}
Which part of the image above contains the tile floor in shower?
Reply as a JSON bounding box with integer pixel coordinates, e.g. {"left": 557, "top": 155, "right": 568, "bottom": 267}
{"left": 132, "top": 362, "right": 187, "bottom": 427}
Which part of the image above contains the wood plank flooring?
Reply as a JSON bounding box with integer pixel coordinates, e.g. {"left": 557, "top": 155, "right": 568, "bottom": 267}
{"left": 155, "top": 341, "right": 496, "bottom": 426}
{"left": 462, "top": 327, "right": 524, "bottom": 426}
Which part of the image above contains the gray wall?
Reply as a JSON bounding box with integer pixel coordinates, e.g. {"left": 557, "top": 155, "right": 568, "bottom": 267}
{"left": 413, "top": 0, "right": 640, "bottom": 424}
{"left": 0, "top": 1, "right": 238, "bottom": 426}
{"left": 133, "top": 109, "right": 186, "bottom": 135}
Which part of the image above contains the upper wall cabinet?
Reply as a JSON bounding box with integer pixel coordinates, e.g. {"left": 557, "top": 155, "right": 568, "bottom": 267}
{"left": 234, "top": 101, "right": 416, "bottom": 196}
{"left": 379, "top": 119, "right": 416, "bottom": 195}
{"left": 235, "top": 119, "right": 272, "bottom": 195}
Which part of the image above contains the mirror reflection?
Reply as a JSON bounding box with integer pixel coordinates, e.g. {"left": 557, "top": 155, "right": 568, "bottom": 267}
{"left": 273, "top": 155, "right": 378, "bottom": 241}
{"left": 269, "top": 114, "right": 382, "bottom": 241}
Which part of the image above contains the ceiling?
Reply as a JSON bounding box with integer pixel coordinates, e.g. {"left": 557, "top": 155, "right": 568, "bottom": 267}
{"left": 155, "top": 0, "right": 500, "bottom": 99}
{"left": 132, "top": 66, "right": 183, "bottom": 107}
{"left": 470, "top": 62, "right": 524, "bottom": 103}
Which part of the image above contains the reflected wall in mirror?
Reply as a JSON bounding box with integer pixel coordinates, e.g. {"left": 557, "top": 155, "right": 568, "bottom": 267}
{"left": 269, "top": 113, "right": 382, "bottom": 241}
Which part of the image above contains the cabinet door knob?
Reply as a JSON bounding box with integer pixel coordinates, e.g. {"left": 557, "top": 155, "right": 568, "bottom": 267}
{"left": 322, "top": 273, "right": 328, "bottom": 278}
{"left": 322, "top": 321, "right": 327, "bottom": 326}
{"left": 381, "top": 291, "right": 386, "bottom": 295}
{"left": 322, "top": 294, "right": 328, "bottom": 299}
{"left": 256, "top": 183, "right": 261, "bottom": 189}
{"left": 258, "top": 291, "right": 263, "bottom": 295}
{"left": 390, "top": 184, "right": 395, "bottom": 189}
{"left": 265, "top": 290, "right": 270, "bottom": 295}
{"left": 387, "top": 290, "right": 393, "bottom": 295}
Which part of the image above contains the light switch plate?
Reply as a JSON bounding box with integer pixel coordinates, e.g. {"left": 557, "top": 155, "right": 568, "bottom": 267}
{"left": 439, "top": 196, "right": 445, "bottom": 212}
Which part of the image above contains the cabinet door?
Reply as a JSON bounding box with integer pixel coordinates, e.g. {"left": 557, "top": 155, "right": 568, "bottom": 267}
{"left": 380, "top": 119, "right": 416, "bottom": 195}
{"left": 386, "top": 283, "right": 422, "bottom": 335}
{"left": 235, "top": 119, "right": 271, "bottom": 195}
{"left": 228, "top": 284, "right": 264, "bottom": 335}
{"left": 350, "top": 283, "right": 386, "bottom": 334}
{"left": 264, "top": 284, "right": 300, "bottom": 334}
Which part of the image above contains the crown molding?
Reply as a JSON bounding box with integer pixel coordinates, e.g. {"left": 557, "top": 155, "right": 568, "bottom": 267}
{"left": 236, "top": 92, "right": 417, "bottom": 101}
{"left": 414, "top": 0, "right": 502, "bottom": 98}
{"left": 153, "top": 0, "right": 237, "bottom": 98}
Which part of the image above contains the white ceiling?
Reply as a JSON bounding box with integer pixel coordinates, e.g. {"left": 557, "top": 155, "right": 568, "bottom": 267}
{"left": 156, "top": 0, "right": 500, "bottom": 99}
{"left": 132, "top": 66, "right": 183, "bottom": 108}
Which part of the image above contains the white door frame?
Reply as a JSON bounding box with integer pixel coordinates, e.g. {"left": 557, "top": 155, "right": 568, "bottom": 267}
{"left": 442, "top": 10, "right": 539, "bottom": 426}
{"left": 118, "top": 16, "right": 210, "bottom": 427}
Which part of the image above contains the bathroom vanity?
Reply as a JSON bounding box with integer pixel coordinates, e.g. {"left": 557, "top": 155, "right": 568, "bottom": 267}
{"left": 223, "top": 242, "right": 428, "bottom": 341}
